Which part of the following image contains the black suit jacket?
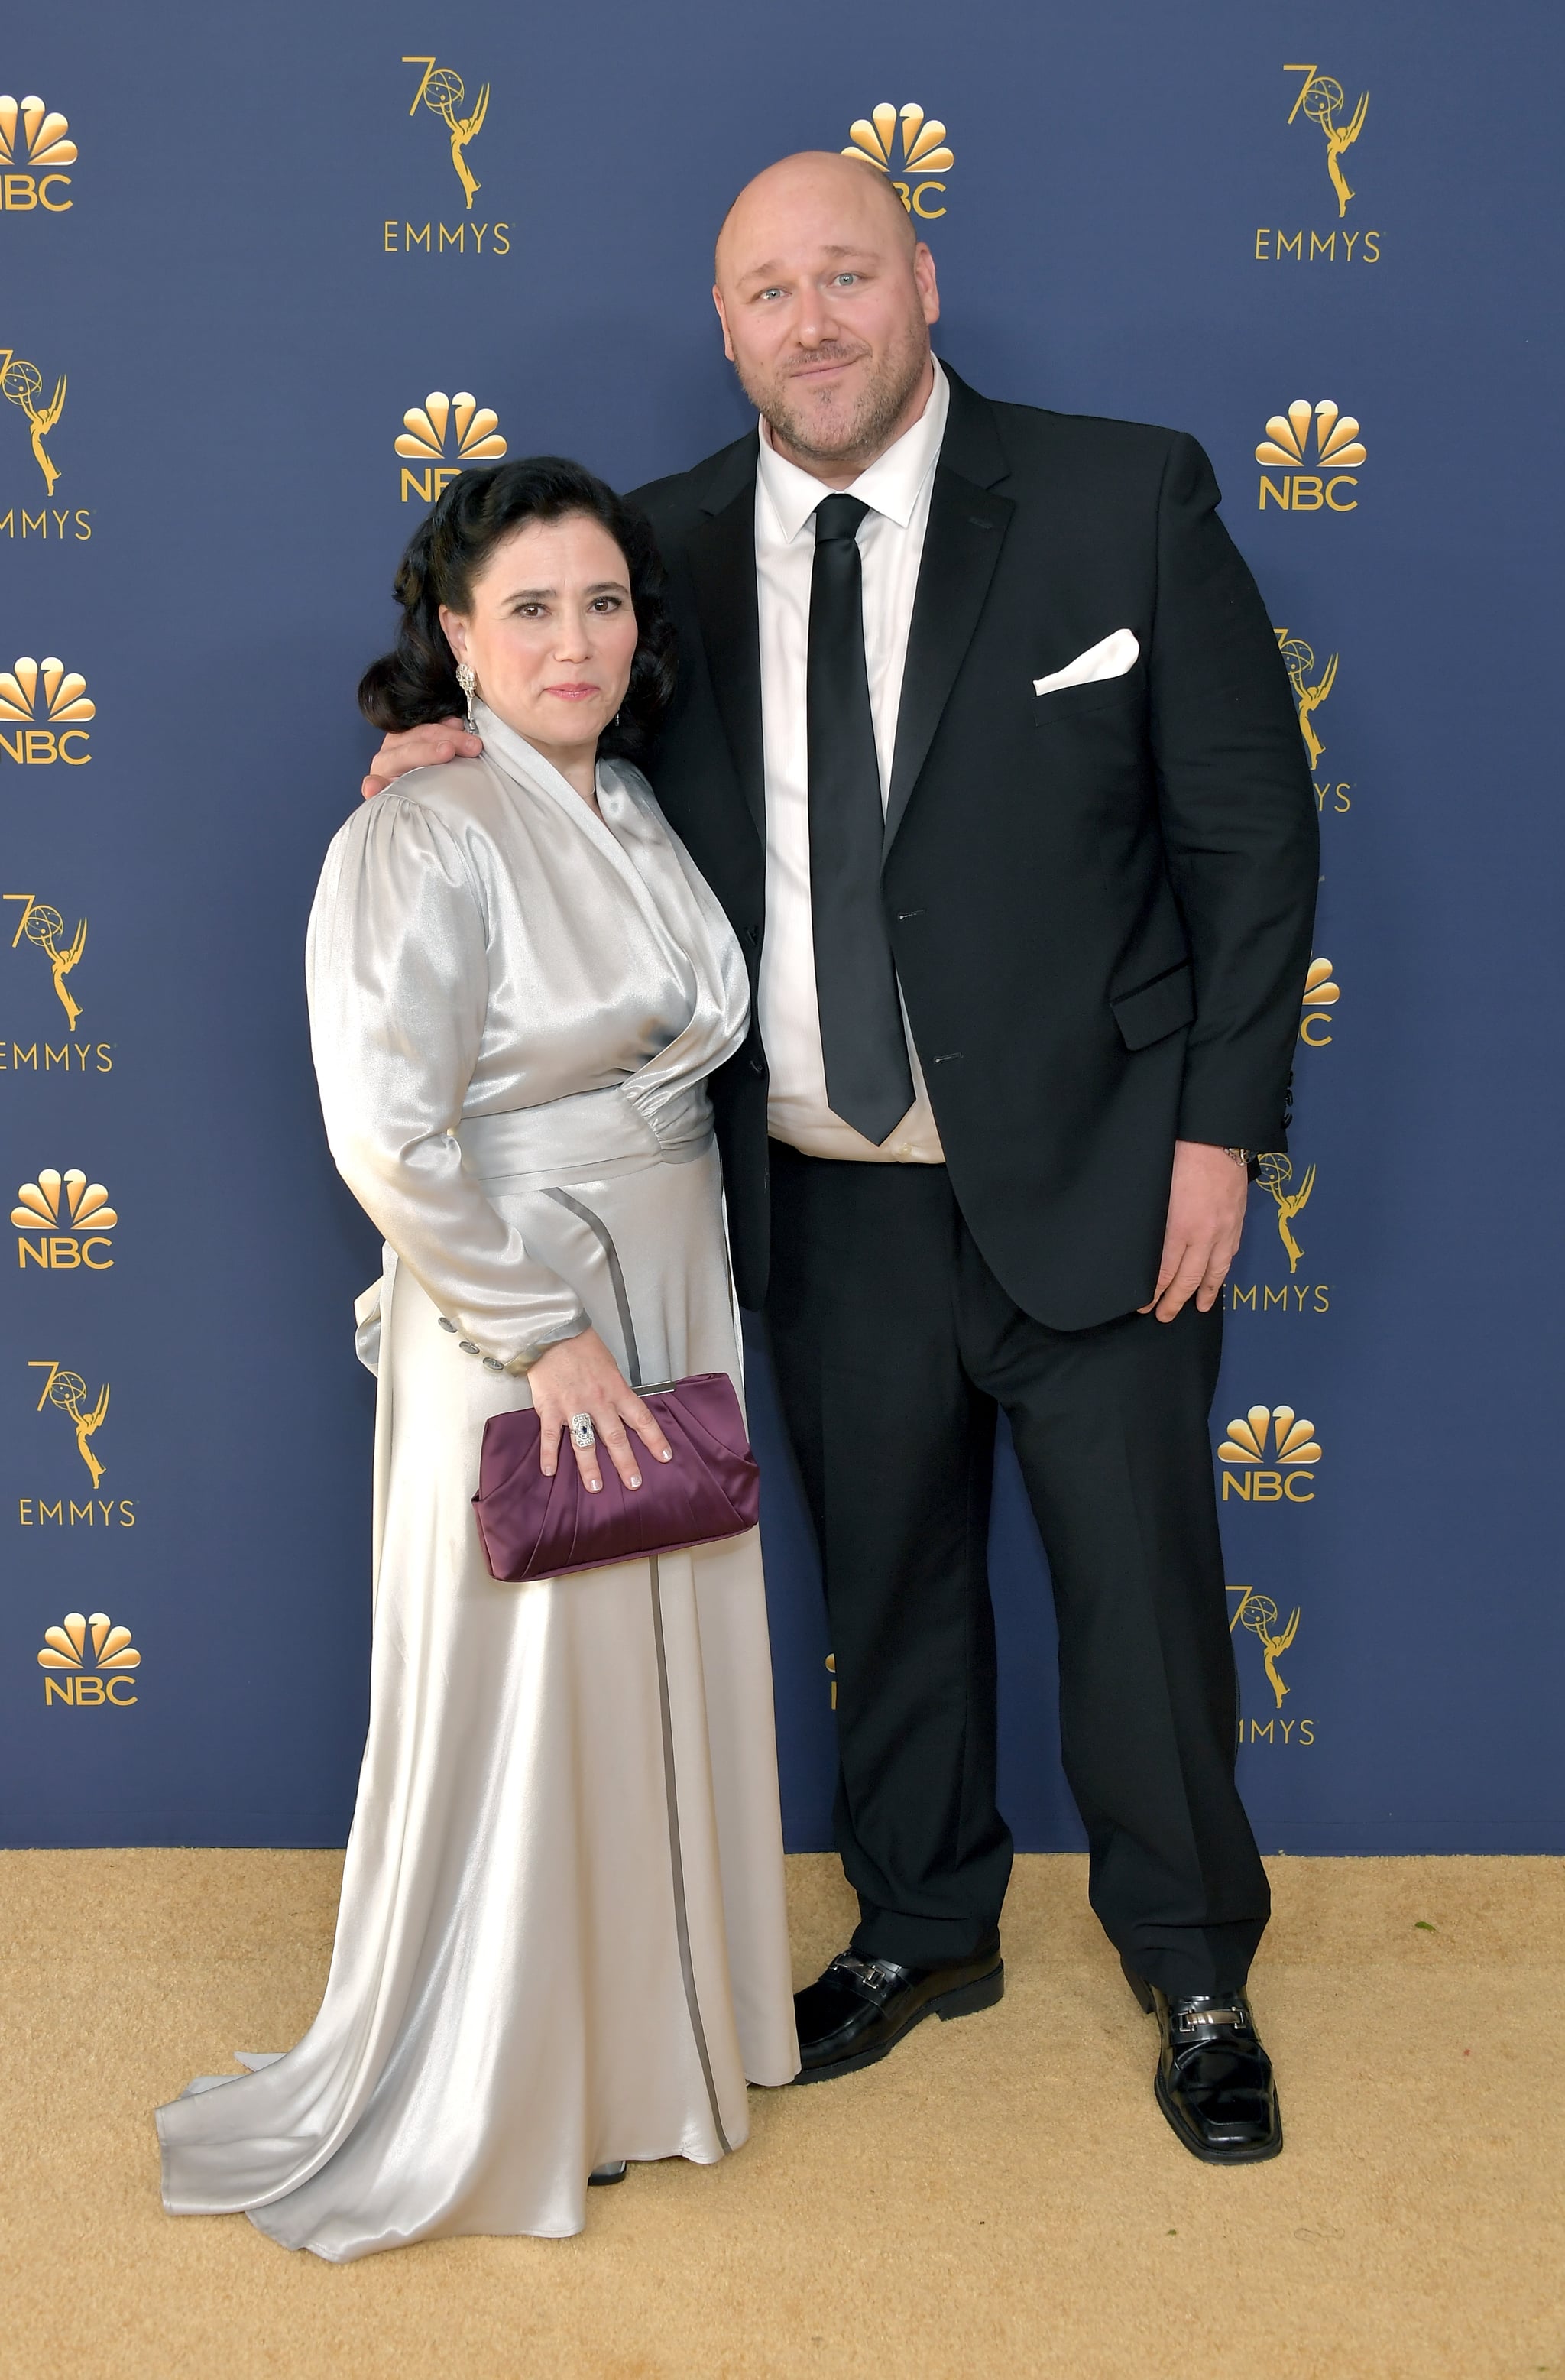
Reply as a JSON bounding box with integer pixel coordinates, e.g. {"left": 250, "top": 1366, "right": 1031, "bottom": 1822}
{"left": 632, "top": 365, "right": 1318, "bottom": 1329}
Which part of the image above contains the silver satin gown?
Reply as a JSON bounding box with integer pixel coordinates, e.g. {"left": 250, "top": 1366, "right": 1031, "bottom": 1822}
{"left": 155, "top": 705, "right": 799, "bottom": 2258}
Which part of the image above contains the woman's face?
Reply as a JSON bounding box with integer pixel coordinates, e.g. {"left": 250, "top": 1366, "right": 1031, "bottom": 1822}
{"left": 439, "top": 511, "right": 639, "bottom": 762}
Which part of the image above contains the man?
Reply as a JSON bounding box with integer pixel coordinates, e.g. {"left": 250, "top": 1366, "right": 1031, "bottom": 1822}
{"left": 365, "top": 151, "right": 1318, "bottom": 2164}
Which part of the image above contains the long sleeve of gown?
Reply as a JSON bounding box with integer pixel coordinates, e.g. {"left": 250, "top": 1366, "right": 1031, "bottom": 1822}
{"left": 306, "top": 790, "right": 588, "bottom": 1369}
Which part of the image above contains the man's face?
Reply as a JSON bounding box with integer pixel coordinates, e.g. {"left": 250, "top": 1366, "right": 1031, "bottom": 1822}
{"left": 713, "top": 154, "right": 940, "bottom": 473}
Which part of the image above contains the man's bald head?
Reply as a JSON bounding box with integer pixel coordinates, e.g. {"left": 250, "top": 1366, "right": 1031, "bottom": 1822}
{"left": 711, "top": 150, "right": 939, "bottom": 482}
{"left": 715, "top": 150, "right": 916, "bottom": 277}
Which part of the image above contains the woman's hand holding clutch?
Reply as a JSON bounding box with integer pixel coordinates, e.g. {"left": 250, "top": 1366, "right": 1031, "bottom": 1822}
{"left": 527, "top": 1329, "right": 674, "bottom": 1495}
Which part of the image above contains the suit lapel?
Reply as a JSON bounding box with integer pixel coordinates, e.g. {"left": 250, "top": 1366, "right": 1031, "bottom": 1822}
{"left": 686, "top": 439, "right": 766, "bottom": 848}
{"left": 884, "top": 370, "right": 1014, "bottom": 852}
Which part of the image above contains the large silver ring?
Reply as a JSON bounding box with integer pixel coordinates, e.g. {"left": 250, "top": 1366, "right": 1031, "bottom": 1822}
{"left": 569, "top": 1412, "right": 595, "bottom": 1451}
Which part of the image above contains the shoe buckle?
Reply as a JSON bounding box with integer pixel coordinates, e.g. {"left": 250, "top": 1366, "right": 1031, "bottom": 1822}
{"left": 1172, "top": 2002, "right": 1249, "bottom": 2036}
{"left": 834, "top": 1954, "right": 906, "bottom": 1997}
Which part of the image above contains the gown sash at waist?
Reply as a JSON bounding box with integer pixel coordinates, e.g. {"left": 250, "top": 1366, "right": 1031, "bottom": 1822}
{"left": 455, "top": 1081, "right": 713, "bottom": 1188}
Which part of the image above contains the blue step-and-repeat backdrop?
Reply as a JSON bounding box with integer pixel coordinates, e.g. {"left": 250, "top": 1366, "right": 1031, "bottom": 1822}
{"left": 4, "top": 1, "right": 1560, "bottom": 1853}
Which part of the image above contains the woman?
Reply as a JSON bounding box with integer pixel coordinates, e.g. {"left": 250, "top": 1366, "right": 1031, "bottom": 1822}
{"left": 156, "top": 459, "right": 799, "bottom": 2258}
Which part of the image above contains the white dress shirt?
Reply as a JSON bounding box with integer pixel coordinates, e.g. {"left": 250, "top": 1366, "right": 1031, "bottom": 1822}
{"left": 754, "top": 358, "right": 950, "bottom": 1162}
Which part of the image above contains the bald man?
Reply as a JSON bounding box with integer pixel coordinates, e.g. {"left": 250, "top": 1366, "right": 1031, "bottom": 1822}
{"left": 366, "top": 152, "right": 1317, "bottom": 2164}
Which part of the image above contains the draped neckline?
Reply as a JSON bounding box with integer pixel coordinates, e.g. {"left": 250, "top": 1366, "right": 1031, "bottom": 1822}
{"left": 471, "top": 703, "right": 639, "bottom": 864}
{"left": 468, "top": 702, "right": 744, "bottom": 1134}
{"left": 471, "top": 701, "right": 693, "bottom": 961}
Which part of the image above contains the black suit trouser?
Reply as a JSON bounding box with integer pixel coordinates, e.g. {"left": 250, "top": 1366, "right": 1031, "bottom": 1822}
{"left": 764, "top": 1141, "right": 1270, "bottom": 1999}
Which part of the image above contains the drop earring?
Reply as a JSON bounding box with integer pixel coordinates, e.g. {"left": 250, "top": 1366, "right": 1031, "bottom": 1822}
{"left": 456, "top": 661, "right": 478, "bottom": 735}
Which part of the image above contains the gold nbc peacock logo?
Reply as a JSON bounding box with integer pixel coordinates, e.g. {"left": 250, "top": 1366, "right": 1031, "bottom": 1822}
{"left": 395, "top": 391, "right": 506, "bottom": 504}
{"left": 1256, "top": 399, "right": 1366, "bottom": 514}
{"left": 0, "top": 346, "right": 66, "bottom": 497}
{"left": 0, "top": 656, "right": 93, "bottom": 764}
{"left": 1299, "top": 956, "right": 1340, "bottom": 1046}
{"left": 14, "top": 1167, "right": 118, "bottom": 1270}
{"left": 1219, "top": 1404, "right": 1321, "bottom": 1503}
{"left": 842, "top": 102, "right": 954, "bottom": 219}
{"left": 1257, "top": 400, "right": 1366, "bottom": 472}
{"left": 0, "top": 94, "right": 76, "bottom": 212}
{"left": 5, "top": 892, "right": 88, "bottom": 1026}
{"left": 39, "top": 1610, "right": 140, "bottom": 1706}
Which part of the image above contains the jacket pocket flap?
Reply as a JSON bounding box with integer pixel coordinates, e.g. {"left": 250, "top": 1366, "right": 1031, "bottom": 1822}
{"left": 1110, "top": 961, "right": 1194, "bottom": 1051}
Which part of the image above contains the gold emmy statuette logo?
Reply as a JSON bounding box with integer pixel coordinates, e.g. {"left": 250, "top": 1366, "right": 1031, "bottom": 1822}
{"left": 843, "top": 102, "right": 954, "bottom": 219}
{"left": 1299, "top": 956, "right": 1340, "bottom": 1046}
{"left": 1275, "top": 630, "right": 1336, "bottom": 770}
{"left": 29, "top": 1358, "right": 111, "bottom": 1487}
{"left": 395, "top": 391, "right": 506, "bottom": 504}
{"left": 403, "top": 58, "right": 489, "bottom": 210}
{"left": 39, "top": 1610, "right": 139, "bottom": 1707}
{"left": 1219, "top": 1403, "right": 1321, "bottom": 1503}
{"left": 0, "top": 94, "right": 76, "bottom": 212}
{"left": 14, "top": 1166, "right": 117, "bottom": 1270}
{"left": 1256, "top": 1152, "right": 1315, "bottom": 1275}
{"left": 1275, "top": 630, "right": 1351, "bottom": 815}
{"left": 825, "top": 1652, "right": 838, "bottom": 1709}
{"left": 0, "top": 346, "right": 66, "bottom": 496}
{"left": 0, "top": 655, "right": 93, "bottom": 764}
{"left": 1228, "top": 1587, "right": 1309, "bottom": 1740}
{"left": 1256, "top": 399, "right": 1366, "bottom": 514}
{"left": 5, "top": 893, "right": 86, "bottom": 1028}
{"left": 1285, "top": 66, "right": 1368, "bottom": 219}
{"left": 1229, "top": 1154, "right": 1327, "bottom": 1315}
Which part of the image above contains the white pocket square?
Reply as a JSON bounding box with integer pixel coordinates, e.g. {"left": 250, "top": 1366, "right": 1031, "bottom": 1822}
{"left": 1033, "top": 628, "right": 1139, "bottom": 696}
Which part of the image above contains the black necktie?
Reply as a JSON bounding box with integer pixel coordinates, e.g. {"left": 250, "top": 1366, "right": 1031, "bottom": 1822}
{"left": 806, "top": 494, "right": 915, "bottom": 1144}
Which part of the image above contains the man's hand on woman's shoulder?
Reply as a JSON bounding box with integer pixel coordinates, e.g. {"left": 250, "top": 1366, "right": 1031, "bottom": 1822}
{"left": 361, "top": 717, "right": 484, "bottom": 802}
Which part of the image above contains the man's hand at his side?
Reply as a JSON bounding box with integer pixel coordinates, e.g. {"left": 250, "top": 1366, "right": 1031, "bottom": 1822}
{"left": 361, "top": 716, "right": 482, "bottom": 801}
{"left": 1140, "top": 1140, "right": 1249, "bottom": 1323}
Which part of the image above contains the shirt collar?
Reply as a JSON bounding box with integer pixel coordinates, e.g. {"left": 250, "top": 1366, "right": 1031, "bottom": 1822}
{"left": 755, "top": 356, "right": 948, "bottom": 543}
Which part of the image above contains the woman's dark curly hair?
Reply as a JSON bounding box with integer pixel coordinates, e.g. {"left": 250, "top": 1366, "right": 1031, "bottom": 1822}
{"left": 358, "top": 456, "right": 676, "bottom": 763}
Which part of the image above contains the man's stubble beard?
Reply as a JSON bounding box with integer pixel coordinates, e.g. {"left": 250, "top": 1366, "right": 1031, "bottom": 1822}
{"left": 739, "top": 319, "right": 932, "bottom": 472}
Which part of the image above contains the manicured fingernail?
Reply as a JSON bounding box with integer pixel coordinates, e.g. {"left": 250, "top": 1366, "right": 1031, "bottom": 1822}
{"left": 588, "top": 1480, "right": 601, "bottom": 1493}
{"left": 659, "top": 1448, "right": 672, "bottom": 1461}
{"left": 629, "top": 1474, "right": 641, "bottom": 1490}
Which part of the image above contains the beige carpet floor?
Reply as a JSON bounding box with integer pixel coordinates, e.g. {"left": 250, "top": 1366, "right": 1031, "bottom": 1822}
{"left": 1, "top": 1850, "right": 1561, "bottom": 2380}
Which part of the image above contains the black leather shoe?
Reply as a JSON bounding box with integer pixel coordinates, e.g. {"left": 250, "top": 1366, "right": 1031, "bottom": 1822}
{"left": 794, "top": 1939, "right": 1003, "bottom": 2083}
{"left": 588, "top": 2161, "right": 628, "bottom": 2186}
{"left": 1122, "top": 1957, "right": 1282, "bottom": 2163}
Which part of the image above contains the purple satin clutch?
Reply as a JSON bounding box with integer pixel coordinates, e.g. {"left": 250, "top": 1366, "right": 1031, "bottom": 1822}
{"left": 472, "top": 1372, "right": 760, "bottom": 1583}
